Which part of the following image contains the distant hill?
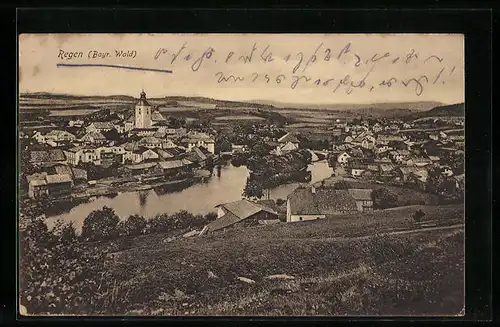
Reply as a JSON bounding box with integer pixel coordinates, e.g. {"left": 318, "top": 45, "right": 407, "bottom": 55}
{"left": 19, "top": 93, "right": 455, "bottom": 121}
{"left": 250, "top": 100, "right": 444, "bottom": 111}
{"left": 410, "top": 103, "right": 465, "bottom": 119}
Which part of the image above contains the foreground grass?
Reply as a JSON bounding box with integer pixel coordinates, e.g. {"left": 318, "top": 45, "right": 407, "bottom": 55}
{"left": 95, "top": 204, "right": 463, "bottom": 316}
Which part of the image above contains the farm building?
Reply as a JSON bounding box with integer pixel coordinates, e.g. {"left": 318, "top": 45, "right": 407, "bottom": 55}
{"left": 205, "top": 199, "right": 279, "bottom": 233}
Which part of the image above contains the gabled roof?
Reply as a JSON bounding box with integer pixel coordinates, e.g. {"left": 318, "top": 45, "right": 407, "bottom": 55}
{"left": 278, "top": 132, "right": 299, "bottom": 143}
{"left": 132, "top": 146, "right": 154, "bottom": 154}
{"left": 72, "top": 168, "right": 88, "bottom": 180}
{"left": 155, "top": 148, "right": 175, "bottom": 159}
{"left": 125, "top": 162, "right": 157, "bottom": 170}
{"left": 151, "top": 111, "right": 166, "bottom": 121}
{"left": 45, "top": 174, "right": 72, "bottom": 184}
{"left": 54, "top": 165, "right": 73, "bottom": 177}
{"left": 188, "top": 146, "right": 208, "bottom": 162}
{"left": 46, "top": 130, "right": 75, "bottom": 137}
{"left": 29, "top": 150, "right": 66, "bottom": 163}
{"left": 288, "top": 187, "right": 358, "bottom": 215}
{"left": 279, "top": 141, "right": 298, "bottom": 152}
{"left": 138, "top": 136, "right": 162, "bottom": 144}
{"left": 208, "top": 199, "right": 278, "bottom": 232}
{"left": 206, "top": 211, "right": 241, "bottom": 232}
{"left": 157, "top": 160, "right": 185, "bottom": 170}
{"left": 82, "top": 131, "right": 106, "bottom": 140}
{"left": 89, "top": 122, "right": 115, "bottom": 129}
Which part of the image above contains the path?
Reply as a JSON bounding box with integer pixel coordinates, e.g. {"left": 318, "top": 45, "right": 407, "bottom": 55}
{"left": 307, "top": 223, "right": 464, "bottom": 243}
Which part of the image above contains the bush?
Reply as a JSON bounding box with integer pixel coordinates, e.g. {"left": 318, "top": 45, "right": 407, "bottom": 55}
{"left": 20, "top": 219, "right": 111, "bottom": 315}
{"left": 371, "top": 188, "right": 398, "bottom": 209}
{"left": 146, "top": 214, "right": 170, "bottom": 234}
{"left": 121, "top": 215, "right": 147, "bottom": 237}
{"left": 276, "top": 198, "right": 286, "bottom": 207}
{"left": 413, "top": 209, "right": 426, "bottom": 222}
{"left": 204, "top": 212, "right": 217, "bottom": 222}
{"left": 81, "top": 206, "right": 120, "bottom": 242}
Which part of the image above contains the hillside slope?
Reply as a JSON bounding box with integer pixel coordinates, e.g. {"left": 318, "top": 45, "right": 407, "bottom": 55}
{"left": 411, "top": 102, "right": 465, "bottom": 119}
{"left": 97, "top": 204, "right": 464, "bottom": 316}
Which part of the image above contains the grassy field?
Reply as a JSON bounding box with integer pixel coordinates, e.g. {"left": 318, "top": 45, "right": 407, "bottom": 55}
{"left": 97, "top": 204, "right": 464, "bottom": 316}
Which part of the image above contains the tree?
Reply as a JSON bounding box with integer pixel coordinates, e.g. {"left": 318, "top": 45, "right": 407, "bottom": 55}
{"left": 243, "top": 178, "right": 264, "bottom": 199}
{"left": 81, "top": 206, "right": 120, "bottom": 242}
{"left": 121, "top": 215, "right": 147, "bottom": 236}
{"left": 371, "top": 188, "right": 398, "bottom": 209}
{"left": 204, "top": 212, "right": 217, "bottom": 222}
{"left": 146, "top": 214, "right": 170, "bottom": 234}
{"left": 51, "top": 220, "right": 78, "bottom": 244}
{"left": 333, "top": 181, "right": 350, "bottom": 190}
{"left": 276, "top": 198, "right": 286, "bottom": 206}
{"left": 413, "top": 209, "right": 425, "bottom": 222}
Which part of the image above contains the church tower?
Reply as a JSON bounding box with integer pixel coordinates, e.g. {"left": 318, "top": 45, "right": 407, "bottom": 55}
{"left": 135, "top": 90, "right": 152, "bottom": 129}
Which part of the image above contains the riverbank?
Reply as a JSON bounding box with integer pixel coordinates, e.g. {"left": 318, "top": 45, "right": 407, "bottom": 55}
{"left": 72, "top": 177, "right": 203, "bottom": 200}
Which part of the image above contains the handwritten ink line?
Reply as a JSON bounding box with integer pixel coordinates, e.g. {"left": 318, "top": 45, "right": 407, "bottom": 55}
{"left": 56, "top": 63, "right": 173, "bottom": 74}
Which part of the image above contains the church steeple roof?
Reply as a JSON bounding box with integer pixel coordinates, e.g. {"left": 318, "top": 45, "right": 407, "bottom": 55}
{"left": 137, "top": 90, "right": 150, "bottom": 107}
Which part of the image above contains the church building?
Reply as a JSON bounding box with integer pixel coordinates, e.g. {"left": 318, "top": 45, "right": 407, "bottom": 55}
{"left": 135, "top": 90, "right": 152, "bottom": 129}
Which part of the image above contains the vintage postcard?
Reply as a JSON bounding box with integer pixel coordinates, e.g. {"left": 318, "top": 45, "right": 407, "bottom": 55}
{"left": 18, "top": 34, "right": 465, "bottom": 316}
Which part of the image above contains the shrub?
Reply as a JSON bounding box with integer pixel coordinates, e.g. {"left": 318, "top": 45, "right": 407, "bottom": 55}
{"left": 276, "top": 198, "right": 286, "bottom": 206}
{"left": 121, "top": 215, "right": 147, "bottom": 237}
{"left": 371, "top": 188, "right": 398, "bottom": 209}
{"left": 204, "top": 212, "right": 217, "bottom": 222}
{"left": 413, "top": 209, "right": 425, "bottom": 222}
{"left": 146, "top": 214, "right": 170, "bottom": 234}
{"left": 81, "top": 206, "right": 120, "bottom": 242}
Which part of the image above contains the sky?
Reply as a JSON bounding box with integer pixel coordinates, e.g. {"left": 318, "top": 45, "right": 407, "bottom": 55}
{"left": 19, "top": 34, "right": 464, "bottom": 105}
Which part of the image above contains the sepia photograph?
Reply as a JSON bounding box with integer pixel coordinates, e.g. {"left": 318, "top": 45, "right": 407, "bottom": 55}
{"left": 18, "top": 33, "right": 465, "bottom": 316}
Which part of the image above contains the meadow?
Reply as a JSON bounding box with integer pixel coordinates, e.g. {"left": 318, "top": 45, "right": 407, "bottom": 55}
{"left": 96, "top": 204, "right": 464, "bottom": 316}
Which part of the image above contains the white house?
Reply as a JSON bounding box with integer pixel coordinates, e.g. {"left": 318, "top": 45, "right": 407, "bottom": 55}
{"left": 337, "top": 151, "right": 351, "bottom": 164}
{"left": 182, "top": 131, "right": 215, "bottom": 154}
{"left": 45, "top": 130, "right": 76, "bottom": 142}
{"left": 86, "top": 122, "right": 115, "bottom": 133}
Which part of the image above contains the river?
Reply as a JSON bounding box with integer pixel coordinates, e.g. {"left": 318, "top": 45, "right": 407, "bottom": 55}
{"left": 45, "top": 160, "right": 333, "bottom": 232}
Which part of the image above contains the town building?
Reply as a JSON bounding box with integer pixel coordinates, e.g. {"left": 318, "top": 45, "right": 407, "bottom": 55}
{"left": 86, "top": 122, "right": 116, "bottom": 134}
{"left": 27, "top": 173, "right": 73, "bottom": 199}
{"left": 135, "top": 90, "right": 152, "bottom": 129}
{"left": 286, "top": 186, "right": 360, "bottom": 222}
{"left": 182, "top": 131, "right": 215, "bottom": 154}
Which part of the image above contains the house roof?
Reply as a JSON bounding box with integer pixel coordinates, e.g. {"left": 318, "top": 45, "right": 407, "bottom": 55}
{"left": 280, "top": 141, "right": 298, "bottom": 152}
{"left": 155, "top": 148, "right": 175, "bottom": 159}
{"left": 138, "top": 136, "right": 162, "bottom": 144}
{"left": 26, "top": 172, "right": 48, "bottom": 183}
{"left": 54, "top": 165, "right": 73, "bottom": 177}
{"left": 29, "top": 150, "right": 66, "bottom": 163}
{"left": 131, "top": 146, "right": 152, "bottom": 154}
{"left": 219, "top": 199, "right": 278, "bottom": 218}
{"left": 67, "top": 146, "right": 85, "bottom": 153}
{"left": 30, "top": 179, "right": 47, "bottom": 186}
{"left": 188, "top": 146, "right": 208, "bottom": 162}
{"left": 379, "top": 164, "right": 395, "bottom": 172}
{"left": 90, "top": 122, "right": 115, "bottom": 129}
{"left": 82, "top": 131, "right": 106, "bottom": 140}
{"left": 278, "top": 132, "right": 299, "bottom": 143}
{"left": 136, "top": 91, "right": 151, "bottom": 107}
{"left": 288, "top": 187, "right": 358, "bottom": 215}
{"left": 45, "top": 174, "right": 72, "bottom": 184}
{"left": 157, "top": 160, "right": 185, "bottom": 170}
{"left": 46, "top": 130, "right": 75, "bottom": 137}
{"left": 206, "top": 211, "right": 242, "bottom": 232}
{"left": 208, "top": 199, "right": 278, "bottom": 231}
{"left": 72, "top": 168, "right": 88, "bottom": 180}
{"left": 151, "top": 111, "right": 166, "bottom": 121}
{"left": 125, "top": 162, "right": 157, "bottom": 170}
